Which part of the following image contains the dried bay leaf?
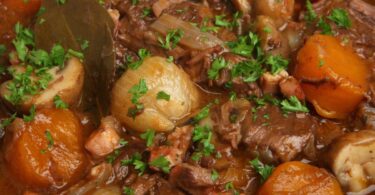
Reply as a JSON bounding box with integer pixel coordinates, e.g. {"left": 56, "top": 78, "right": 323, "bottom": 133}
{"left": 34, "top": 0, "right": 115, "bottom": 119}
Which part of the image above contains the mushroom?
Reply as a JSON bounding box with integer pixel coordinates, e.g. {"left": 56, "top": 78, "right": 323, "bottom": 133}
{"left": 85, "top": 116, "right": 122, "bottom": 158}
{"left": 327, "top": 130, "right": 375, "bottom": 192}
{"left": 0, "top": 57, "right": 84, "bottom": 112}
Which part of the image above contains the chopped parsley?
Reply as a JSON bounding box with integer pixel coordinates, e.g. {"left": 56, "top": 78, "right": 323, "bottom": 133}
{"left": 53, "top": 95, "right": 68, "bottom": 109}
{"left": 106, "top": 149, "right": 121, "bottom": 164}
{"left": 192, "top": 104, "right": 211, "bottom": 124}
{"left": 131, "top": 0, "right": 138, "bottom": 5}
{"left": 156, "top": 91, "right": 170, "bottom": 101}
{"left": 80, "top": 40, "right": 89, "bottom": 50}
{"left": 192, "top": 125, "right": 215, "bottom": 160}
{"left": 0, "top": 114, "right": 17, "bottom": 130}
{"left": 121, "top": 153, "right": 147, "bottom": 175}
{"left": 123, "top": 187, "right": 135, "bottom": 195}
{"left": 23, "top": 105, "right": 36, "bottom": 122}
{"left": 126, "top": 48, "right": 150, "bottom": 70}
{"left": 6, "top": 23, "right": 81, "bottom": 105}
{"left": 200, "top": 18, "right": 220, "bottom": 33}
{"left": 304, "top": 0, "right": 317, "bottom": 23}
{"left": 56, "top": 0, "right": 66, "bottom": 5}
{"left": 158, "top": 29, "right": 184, "bottom": 50}
{"left": 225, "top": 182, "right": 239, "bottom": 195}
{"left": 0, "top": 44, "right": 6, "bottom": 57}
{"left": 265, "top": 55, "right": 289, "bottom": 75}
{"left": 227, "top": 32, "right": 262, "bottom": 58}
{"left": 211, "top": 169, "right": 219, "bottom": 181}
{"left": 45, "top": 130, "right": 54, "bottom": 149}
{"left": 263, "top": 26, "right": 272, "bottom": 33}
{"left": 280, "top": 96, "right": 309, "bottom": 113}
{"left": 142, "top": 7, "right": 152, "bottom": 18}
{"left": 214, "top": 15, "right": 231, "bottom": 28}
{"left": 140, "top": 129, "right": 155, "bottom": 147}
{"left": 249, "top": 157, "right": 274, "bottom": 183}
{"left": 328, "top": 8, "right": 351, "bottom": 29}
{"left": 128, "top": 79, "right": 148, "bottom": 118}
{"left": 149, "top": 156, "right": 170, "bottom": 174}
{"left": 231, "top": 60, "right": 264, "bottom": 82}
{"left": 207, "top": 57, "right": 228, "bottom": 80}
{"left": 317, "top": 17, "right": 333, "bottom": 35}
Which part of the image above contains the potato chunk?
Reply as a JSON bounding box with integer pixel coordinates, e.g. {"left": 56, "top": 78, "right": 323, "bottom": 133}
{"left": 3, "top": 108, "right": 88, "bottom": 190}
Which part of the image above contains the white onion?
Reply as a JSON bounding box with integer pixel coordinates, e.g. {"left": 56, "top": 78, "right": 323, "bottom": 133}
{"left": 111, "top": 56, "right": 200, "bottom": 132}
{"left": 150, "top": 14, "right": 224, "bottom": 50}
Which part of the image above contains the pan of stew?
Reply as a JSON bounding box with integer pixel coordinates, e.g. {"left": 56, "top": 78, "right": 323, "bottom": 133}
{"left": 0, "top": 0, "right": 374, "bottom": 194}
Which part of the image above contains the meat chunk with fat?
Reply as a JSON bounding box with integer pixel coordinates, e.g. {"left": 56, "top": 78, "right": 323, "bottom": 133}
{"left": 85, "top": 116, "right": 122, "bottom": 158}
{"left": 169, "top": 163, "right": 215, "bottom": 194}
{"left": 241, "top": 105, "right": 317, "bottom": 162}
{"left": 279, "top": 76, "right": 305, "bottom": 100}
{"left": 211, "top": 99, "right": 251, "bottom": 149}
{"left": 260, "top": 70, "right": 288, "bottom": 95}
{"left": 149, "top": 126, "right": 193, "bottom": 170}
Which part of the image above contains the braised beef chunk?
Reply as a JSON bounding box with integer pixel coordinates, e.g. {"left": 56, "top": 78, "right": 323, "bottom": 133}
{"left": 241, "top": 105, "right": 317, "bottom": 162}
{"left": 212, "top": 99, "right": 251, "bottom": 148}
{"left": 125, "top": 174, "right": 184, "bottom": 195}
{"left": 169, "top": 163, "right": 215, "bottom": 193}
{"left": 149, "top": 126, "right": 193, "bottom": 169}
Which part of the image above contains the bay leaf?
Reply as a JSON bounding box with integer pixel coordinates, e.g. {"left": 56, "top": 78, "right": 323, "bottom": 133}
{"left": 34, "top": 0, "right": 115, "bottom": 119}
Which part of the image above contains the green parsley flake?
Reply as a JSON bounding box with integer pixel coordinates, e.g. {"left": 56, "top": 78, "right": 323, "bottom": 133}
{"left": 0, "top": 114, "right": 17, "bottom": 130}
{"left": 127, "top": 48, "right": 150, "bottom": 70}
{"left": 211, "top": 169, "right": 219, "bottom": 181}
{"left": 121, "top": 153, "right": 147, "bottom": 175}
{"left": 140, "top": 129, "right": 155, "bottom": 147}
{"left": 129, "top": 79, "right": 148, "bottom": 103}
{"left": 265, "top": 55, "right": 289, "bottom": 75}
{"left": 158, "top": 29, "right": 184, "bottom": 50}
{"left": 192, "top": 125, "right": 215, "bottom": 158}
{"left": 149, "top": 156, "right": 170, "bottom": 174}
{"left": 214, "top": 15, "right": 231, "bottom": 28}
{"left": 225, "top": 182, "right": 239, "bottom": 195}
{"left": 304, "top": 0, "right": 317, "bottom": 23}
{"left": 142, "top": 8, "right": 152, "bottom": 18}
{"left": 156, "top": 91, "right": 170, "bottom": 101}
{"left": 328, "top": 8, "right": 351, "bottom": 29}
{"left": 80, "top": 40, "right": 89, "bottom": 50}
{"left": 45, "top": 130, "right": 54, "bottom": 149}
{"left": 192, "top": 104, "right": 211, "bottom": 124}
{"left": 208, "top": 57, "right": 228, "bottom": 80}
{"left": 231, "top": 60, "right": 264, "bottom": 83}
{"left": 0, "top": 44, "right": 6, "bottom": 57}
{"left": 249, "top": 157, "right": 274, "bottom": 183}
{"left": 123, "top": 187, "right": 135, "bottom": 195}
{"left": 227, "top": 32, "right": 261, "bottom": 58}
{"left": 53, "top": 95, "right": 68, "bottom": 109}
{"left": 317, "top": 18, "right": 333, "bottom": 35}
{"left": 56, "top": 0, "right": 66, "bottom": 5}
{"left": 23, "top": 105, "right": 36, "bottom": 122}
{"left": 280, "top": 96, "right": 309, "bottom": 113}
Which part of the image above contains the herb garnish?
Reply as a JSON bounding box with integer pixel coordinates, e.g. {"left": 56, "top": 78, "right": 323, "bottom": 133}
{"left": 140, "top": 129, "right": 155, "bottom": 147}
{"left": 249, "top": 157, "right": 274, "bottom": 183}
{"left": 149, "top": 156, "right": 170, "bottom": 173}
{"left": 158, "top": 29, "right": 184, "bottom": 50}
